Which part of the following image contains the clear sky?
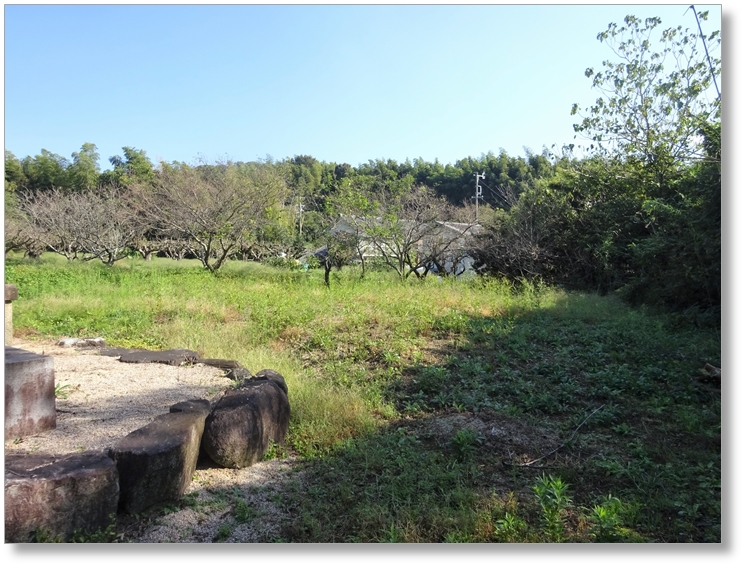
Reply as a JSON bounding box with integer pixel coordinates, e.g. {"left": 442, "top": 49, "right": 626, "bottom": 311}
{"left": 2, "top": 2, "right": 725, "bottom": 170}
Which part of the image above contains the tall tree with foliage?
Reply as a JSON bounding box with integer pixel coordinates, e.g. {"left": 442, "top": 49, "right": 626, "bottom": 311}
{"left": 20, "top": 149, "right": 72, "bottom": 193}
{"left": 571, "top": 12, "right": 720, "bottom": 191}
{"left": 69, "top": 143, "right": 101, "bottom": 191}
{"left": 570, "top": 11, "right": 721, "bottom": 310}
{"left": 102, "top": 147, "right": 156, "bottom": 187}
{"left": 475, "top": 11, "right": 720, "bottom": 316}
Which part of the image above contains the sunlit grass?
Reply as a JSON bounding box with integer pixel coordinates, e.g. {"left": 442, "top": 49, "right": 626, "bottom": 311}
{"left": 5, "top": 254, "right": 720, "bottom": 543}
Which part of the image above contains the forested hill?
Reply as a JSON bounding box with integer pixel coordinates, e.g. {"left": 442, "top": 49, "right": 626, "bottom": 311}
{"left": 4, "top": 145, "right": 555, "bottom": 210}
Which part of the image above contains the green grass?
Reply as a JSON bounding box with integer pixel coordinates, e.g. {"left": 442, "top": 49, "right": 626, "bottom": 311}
{"left": 5, "top": 253, "right": 721, "bottom": 542}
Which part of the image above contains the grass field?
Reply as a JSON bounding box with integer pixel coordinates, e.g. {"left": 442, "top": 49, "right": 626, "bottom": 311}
{"left": 5, "top": 253, "right": 721, "bottom": 542}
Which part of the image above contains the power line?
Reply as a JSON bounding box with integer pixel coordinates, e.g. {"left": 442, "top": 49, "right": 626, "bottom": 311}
{"left": 688, "top": 5, "right": 721, "bottom": 101}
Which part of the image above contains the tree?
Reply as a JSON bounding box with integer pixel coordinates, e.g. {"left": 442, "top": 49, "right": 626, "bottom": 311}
{"left": 18, "top": 189, "right": 82, "bottom": 260}
{"left": 17, "top": 186, "right": 143, "bottom": 265}
{"left": 102, "top": 147, "right": 156, "bottom": 187}
{"left": 319, "top": 229, "right": 359, "bottom": 287}
{"left": 4, "top": 204, "right": 44, "bottom": 258}
{"left": 360, "top": 185, "right": 460, "bottom": 280}
{"left": 20, "top": 150, "right": 71, "bottom": 193}
{"left": 569, "top": 11, "right": 721, "bottom": 312}
{"left": 571, "top": 12, "right": 720, "bottom": 189}
{"left": 69, "top": 143, "right": 101, "bottom": 191}
{"left": 4, "top": 151, "right": 27, "bottom": 194}
{"left": 73, "top": 186, "right": 144, "bottom": 265}
{"left": 131, "top": 160, "right": 287, "bottom": 272}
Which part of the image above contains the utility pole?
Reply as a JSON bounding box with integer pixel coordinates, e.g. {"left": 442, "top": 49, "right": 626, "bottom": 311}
{"left": 297, "top": 200, "right": 305, "bottom": 238}
{"left": 472, "top": 171, "right": 485, "bottom": 222}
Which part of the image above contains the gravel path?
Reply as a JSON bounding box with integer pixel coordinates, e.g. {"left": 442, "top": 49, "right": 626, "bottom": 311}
{"left": 4, "top": 339, "right": 302, "bottom": 543}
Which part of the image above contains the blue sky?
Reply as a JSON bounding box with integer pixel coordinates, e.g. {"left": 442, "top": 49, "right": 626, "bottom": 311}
{"left": 3, "top": 3, "right": 724, "bottom": 170}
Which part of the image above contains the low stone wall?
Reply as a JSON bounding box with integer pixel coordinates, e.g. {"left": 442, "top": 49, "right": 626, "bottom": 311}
{"left": 4, "top": 348, "right": 290, "bottom": 543}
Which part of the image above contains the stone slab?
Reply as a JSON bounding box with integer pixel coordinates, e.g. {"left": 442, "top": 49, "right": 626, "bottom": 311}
{"left": 5, "top": 284, "right": 18, "bottom": 302}
{"left": 5, "top": 451, "right": 119, "bottom": 542}
{"left": 4, "top": 346, "right": 56, "bottom": 441}
{"left": 118, "top": 348, "right": 200, "bottom": 366}
{"left": 110, "top": 410, "right": 208, "bottom": 514}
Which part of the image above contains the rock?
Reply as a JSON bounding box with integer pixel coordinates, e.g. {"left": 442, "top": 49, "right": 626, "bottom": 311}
{"left": 252, "top": 368, "right": 289, "bottom": 396}
{"left": 4, "top": 346, "right": 56, "bottom": 441}
{"left": 698, "top": 363, "right": 721, "bottom": 387}
{"left": 169, "top": 398, "right": 212, "bottom": 416}
{"left": 109, "top": 409, "right": 208, "bottom": 514}
{"left": 226, "top": 367, "right": 253, "bottom": 381}
{"left": 98, "top": 347, "right": 139, "bottom": 358}
{"left": 4, "top": 451, "right": 119, "bottom": 543}
{"left": 56, "top": 337, "right": 106, "bottom": 348}
{"left": 198, "top": 358, "right": 244, "bottom": 370}
{"left": 202, "top": 378, "right": 290, "bottom": 468}
{"left": 118, "top": 348, "right": 200, "bottom": 366}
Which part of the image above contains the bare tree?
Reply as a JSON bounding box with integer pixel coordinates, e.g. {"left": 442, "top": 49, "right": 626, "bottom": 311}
{"left": 360, "top": 186, "right": 466, "bottom": 279}
{"left": 423, "top": 221, "right": 481, "bottom": 277}
{"left": 131, "top": 160, "right": 287, "bottom": 272}
{"left": 18, "top": 186, "right": 144, "bottom": 265}
{"left": 18, "top": 188, "right": 83, "bottom": 260}
{"left": 4, "top": 211, "right": 45, "bottom": 258}
{"left": 470, "top": 184, "right": 566, "bottom": 280}
{"left": 74, "top": 186, "right": 144, "bottom": 265}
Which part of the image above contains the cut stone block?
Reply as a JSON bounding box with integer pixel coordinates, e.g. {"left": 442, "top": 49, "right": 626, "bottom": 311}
{"left": 202, "top": 377, "right": 290, "bottom": 469}
{"left": 4, "top": 451, "right": 119, "bottom": 543}
{"left": 5, "top": 346, "right": 56, "bottom": 441}
{"left": 109, "top": 409, "right": 208, "bottom": 514}
{"left": 5, "top": 284, "right": 18, "bottom": 346}
{"left": 118, "top": 348, "right": 200, "bottom": 366}
{"left": 169, "top": 398, "right": 212, "bottom": 417}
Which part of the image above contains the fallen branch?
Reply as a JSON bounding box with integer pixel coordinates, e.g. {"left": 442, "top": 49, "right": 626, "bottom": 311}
{"left": 503, "top": 404, "right": 606, "bottom": 468}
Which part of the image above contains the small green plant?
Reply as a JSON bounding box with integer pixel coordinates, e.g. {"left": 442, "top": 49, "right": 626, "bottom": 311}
{"left": 380, "top": 522, "right": 402, "bottom": 543}
{"left": 30, "top": 514, "right": 123, "bottom": 543}
{"left": 30, "top": 527, "right": 64, "bottom": 543}
{"left": 451, "top": 428, "right": 482, "bottom": 462}
{"left": 588, "top": 495, "right": 625, "bottom": 542}
{"left": 70, "top": 515, "right": 121, "bottom": 543}
{"left": 443, "top": 530, "right": 473, "bottom": 543}
{"left": 533, "top": 474, "right": 572, "bottom": 542}
{"left": 263, "top": 440, "right": 287, "bottom": 460}
{"left": 234, "top": 499, "right": 258, "bottom": 524}
{"left": 55, "top": 383, "right": 72, "bottom": 399}
{"left": 215, "top": 521, "right": 233, "bottom": 542}
{"left": 493, "top": 512, "right": 527, "bottom": 543}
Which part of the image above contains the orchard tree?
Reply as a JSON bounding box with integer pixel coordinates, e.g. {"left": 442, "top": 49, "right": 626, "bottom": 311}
{"left": 73, "top": 186, "right": 144, "bottom": 265}
{"left": 131, "top": 160, "right": 287, "bottom": 272}
{"left": 17, "top": 186, "right": 143, "bottom": 265}
{"left": 361, "top": 185, "right": 459, "bottom": 280}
